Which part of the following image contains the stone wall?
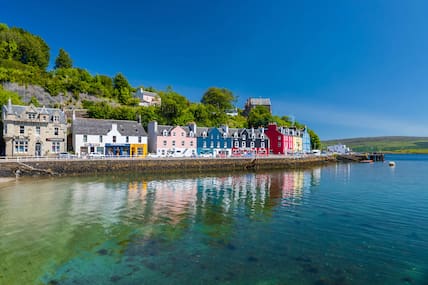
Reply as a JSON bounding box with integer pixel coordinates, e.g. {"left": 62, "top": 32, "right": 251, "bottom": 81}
{"left": 0, "top": 156, "right": 336, "bottom": 177}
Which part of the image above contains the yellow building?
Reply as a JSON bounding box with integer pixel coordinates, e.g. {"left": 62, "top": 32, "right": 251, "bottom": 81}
{"left": 130, "top": 143, "right": 147, "bottom": 157}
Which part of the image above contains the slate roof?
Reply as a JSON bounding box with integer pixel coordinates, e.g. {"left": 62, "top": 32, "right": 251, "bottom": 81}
{"left": 72, "top": 118, "right": 147, "bottom": 136}
{"left": 3, "top": 104, "right": 67, "bottom": 123}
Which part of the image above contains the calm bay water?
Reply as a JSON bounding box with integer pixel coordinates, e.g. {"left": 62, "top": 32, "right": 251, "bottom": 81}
{"left": 0, "top": 154, "right": 427, "bottom": 285}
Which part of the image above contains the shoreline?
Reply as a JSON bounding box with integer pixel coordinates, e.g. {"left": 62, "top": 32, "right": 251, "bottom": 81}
{"left": 0, "top": 155, "right": 337, "bottom": 177}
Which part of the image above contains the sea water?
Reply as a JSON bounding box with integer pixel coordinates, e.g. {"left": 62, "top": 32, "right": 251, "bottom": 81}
{"left": 0, "top": 154, "right": 427, "bottom": 284}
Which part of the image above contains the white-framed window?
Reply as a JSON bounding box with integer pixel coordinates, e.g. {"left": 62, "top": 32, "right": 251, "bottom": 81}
{"left": 113, "top": 136, "right": 117, "bottom": 143}
{"left": 83, "top": 135, "right": 87, "bottom": 143}
{"left": 126, "top": 136, "right": 129, "bottom": 143}
{"left": 100, "top": 135, "right": 103, "bottom": 143}
{"left": 242, "top": 141, "right": 245, "bottom": 148}
{"left": 20, "top": 126, "right": 24, "bottom": 134}
{"left": 190, "top": 141, "right": 194, "bottom": 147}
{"left": 278, "top": 142, "right": 281, "bottom": 147}
{"left": 181, "top": 132, "right": 185, "bottom": 137}
{"left": 172, "top": 140, "right": 176, "bottom": 146}
{"left": 138, "top": 136, "right": 142, "bottom": 143}
{"left": 28, "top": 113, "right": 36, "bottom": 119}
{"left": 250, "top": 142, "right": 255, "bottom": 148}
{"left": 210, "top": 142, "right": 214, "bottom": 148}
{"left": 163, "top": 140, "right": 167, "bottom": 146}
{"left": 163, "top": 130, "right": 168, "bottom": 136}
{"left": 260, "top": 135, "right": 264, "bottom": 140}
{"left": 217, "top": 142, "right": 220, "bottom": 148}
{"left": 189, "top": 131, "right": 194, "bottom": 137}
{"left": 173, "top": 132, "right": 176, "bottom": 136}
{"left": 278, "top": 136, "right": 281, "bottom": 140}
{"left": 14, "top": 140, "right": 28, "bottom": 153}
{"left": 234, "top": 141, "right": 239, "bottom": 147}
{"left": 224, "top": 142, "right": 227, "bottom": 148}
{"left": 53, "top": 115, "right": 60, "bottom": 122}
{"left": 35, "top": 126, "right": 40, "bottom": 135}
{"left": 51, "top": 142, "right": 60, "bottom": 153}
{"left": 261, "top": 142, "right": 265, "bottom": 148}
{"left": 54, "top": 127, "right": 59, "bottom": 136}
{"left": 181, "top": 141, "right": 185, "bottom": 146}
{"left": 242, "top": 135, "right": 246, "bottom": 140}
{"left": 203, "top": 142, "right": 207, "bottom": 148}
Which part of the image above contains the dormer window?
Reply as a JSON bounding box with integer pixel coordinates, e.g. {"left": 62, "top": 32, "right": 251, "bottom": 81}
{"left": 163, "top": 130, "right": 168, "bottom": 136}
{"left": 189, "top": 131, "right": 194, "bottom": 137}
{"left": 252, "top": 134, "right": 256, "bottom": 139}
{"left": 242, "top": 135, "right": 246, "bottom": 140}
{"left": 53, "top": 115, "right": 59, "bottom": 122}
{"left": 203, "top": 131, "right": 207, "bottom": 137}
{"left": 28, "top": 113, "right": 36, "bottom": 119}
{"left": 234, "top": 133, "right": 238, "bottom": 138}
{"left": 260, "top": 135, "right": 264, "bottom": 140}
{"left": 223, "top": 133, "right": 227, "bottom": 138}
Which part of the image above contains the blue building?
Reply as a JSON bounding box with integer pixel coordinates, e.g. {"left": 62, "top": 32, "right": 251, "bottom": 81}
{"left": 302, "top": 127, "right": 311, "bottom": 153}
{"left": 196, "top": 125, "right": 232, "bottom": 157}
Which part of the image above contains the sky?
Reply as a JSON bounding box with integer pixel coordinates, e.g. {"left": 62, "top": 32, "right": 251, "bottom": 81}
{"left": 2, "top": 0, "right": 428, "bottom": 140}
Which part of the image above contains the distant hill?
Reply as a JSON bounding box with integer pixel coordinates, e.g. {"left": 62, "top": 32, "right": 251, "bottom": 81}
{"left": 322, "top": 136, "right": 428, "bottom": 153}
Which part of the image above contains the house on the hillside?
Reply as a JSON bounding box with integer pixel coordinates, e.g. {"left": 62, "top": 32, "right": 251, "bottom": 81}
{"left": 134, "top": 88, "right": 161, "bottom": 107}
{"left": 243, "top": 97, "right": 272, "bottom": 116}
{"left": 147, "top": 121, "right": 196, "bottom": 157}
{"left": 2, "top": 100, "right": 67, "bottom": 157}
{"left": 327, "top": 144, "right": 350, "bottom": 154}
{"left": 72, "top": 116, "right": 147, "bottom": 157}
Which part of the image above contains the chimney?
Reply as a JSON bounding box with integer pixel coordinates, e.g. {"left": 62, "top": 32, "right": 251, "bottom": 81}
{"left": 7, "top": 97, "right": 12, "bottom": 111}
{"left": 188, "top": 122, "right": 197, "bottom": 133}
{"left": 72, "top": 109, "right": 76, "bottom": 121}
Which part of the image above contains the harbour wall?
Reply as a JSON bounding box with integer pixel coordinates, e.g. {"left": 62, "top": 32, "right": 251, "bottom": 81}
{"left": 0, "top": 156, "right": 337, "bottom": 177}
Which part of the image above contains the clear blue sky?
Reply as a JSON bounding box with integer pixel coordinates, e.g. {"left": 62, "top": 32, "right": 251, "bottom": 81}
{"left": 2, "top": 0, "right": 428, "bottom": 139}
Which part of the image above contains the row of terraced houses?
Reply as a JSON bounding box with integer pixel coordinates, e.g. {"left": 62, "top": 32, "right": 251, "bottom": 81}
{"left": 1, "top": 101, "right": 311, "bottom": 158}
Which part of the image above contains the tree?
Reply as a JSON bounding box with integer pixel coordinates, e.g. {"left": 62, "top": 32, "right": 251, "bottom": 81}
{"left": 247, "top": 106, "right": 272, "bottom": 128}
{"left": 113, "top": 73, "right": 132, "bottom": 104}
{"left": 308, "top": 129, "right": 321, "bottom": 150}
{"left": 54, "top": 48, "right": 73, "bottom": 69}
{"left": 201, "top": 87, "right": 236, "bottom": 111}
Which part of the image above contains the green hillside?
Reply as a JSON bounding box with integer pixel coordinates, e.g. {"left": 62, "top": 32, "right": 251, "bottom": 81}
{"left": 322, "top": 136, "right": 428, "bottom": 153}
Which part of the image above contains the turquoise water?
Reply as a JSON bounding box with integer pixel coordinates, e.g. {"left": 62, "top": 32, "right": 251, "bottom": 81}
{"left": 0, "top": 154, "right": 427, "bottom": 284}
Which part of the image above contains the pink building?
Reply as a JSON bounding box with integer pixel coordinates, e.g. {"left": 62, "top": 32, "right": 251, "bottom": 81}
{"left": 147, "top": 121, "right": 197, "bottom": 157}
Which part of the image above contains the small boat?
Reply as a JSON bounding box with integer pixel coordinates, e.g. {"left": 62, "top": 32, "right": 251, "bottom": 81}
{"left": 360, "top": 160, "right": 373, "bottom": 163}
{"left": 389, "top": 161, "right": 396, "bottom": 167}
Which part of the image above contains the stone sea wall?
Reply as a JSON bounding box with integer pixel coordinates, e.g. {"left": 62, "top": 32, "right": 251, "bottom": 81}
{"left": 0, "top": 156, "right": 337, "bottom": 177}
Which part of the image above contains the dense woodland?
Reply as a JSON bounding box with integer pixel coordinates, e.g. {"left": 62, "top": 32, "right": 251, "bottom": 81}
{"left": 0, "top": 23, "right": 320, "bottom": 149}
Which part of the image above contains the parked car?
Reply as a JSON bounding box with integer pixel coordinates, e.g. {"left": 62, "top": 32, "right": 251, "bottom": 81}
{"left": 88, "top": 152, "right": 104, "bottom": 158}
{"left": 58, "top": 152, "right": 71, "bottom": 159}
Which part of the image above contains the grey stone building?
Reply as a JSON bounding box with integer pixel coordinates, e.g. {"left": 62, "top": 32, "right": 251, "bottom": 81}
{"left": 2, "top": 100, "right": 67, "bottom": 157}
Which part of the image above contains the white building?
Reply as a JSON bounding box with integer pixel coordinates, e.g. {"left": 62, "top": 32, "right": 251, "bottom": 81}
{"left": 72, "top": 117, "right": 148, "bottom": 157}
{"left": 134, "top": 88, "right": 161, "bottom": 107}
{"left": 327, "top": 144, "right": 351, "bottom": 154}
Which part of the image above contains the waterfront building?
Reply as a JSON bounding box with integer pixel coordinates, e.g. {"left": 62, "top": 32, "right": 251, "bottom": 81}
{"left": 72, "top": 117, "right": 147, "bottom": 157}
{"left": 134, "top": 88, "right": 161, "bottom": 107}
{"left": 1, "top": 100, "right": 67, "bottom": 157}
{"left": 289, "top": 127, "right": 303, "bottom": 154}
{"left": 230, "top": 127, "right": 270, "bottom": 156}
{"left": 265, "top": 123, "right": 294, "bottom": 155}
{"left": 196, "top": 125, "right": 232, "bottom": 157}
{"left": 302, "top": 127, "right": 311, "bottom": 153}
{"left": 243, "top": 97, "right": 272, "bottom": 116}
{"left": 327, "top": 144, "right": 351, "bottom": 154}
{"left": 147, "top": 121, "right": 196, "bottom": 157}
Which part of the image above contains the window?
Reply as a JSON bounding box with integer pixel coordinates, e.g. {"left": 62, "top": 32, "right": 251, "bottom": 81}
{"left": 278, "top": 136, "right": 281, "bottom": 140}
{"left": 4, "top": 124, "right": 7, "bottom": 134}
{"left": 137, "top": 148, "right": 143, "bottom": 156}
{"left": 100, "top": 136, "right": 103, "bottom": 143}
{"left": 36, "top": 126, "right": 40, "bottom": 135}
{"left": 250, "top": 142, "right": 255, "bottom": 148}
{"left": 51, "top": 142, "right": 60, "bottom": 153}
{"left": 163, "top": 130, "right": 168, "bottom": 136}
{"left": 190, "top": 131, "right": 194, "bottom": 137}
{"left": 28, "top": 113, "right": 36, "bottom": 119}
{"left": 113, "top": 136, "right": 117, "bottom": 143}
{"left": 278, "top": 142, "right": 281, "bottom": 147}
{"left": 242, "top": 135, "right": 246, "bottom": 140}
{"left": 190, "top": 141, "right": 194, "bottom": 147}
{"left": 14, "top": 140, "right": 28, "bottom": 153}
{"left": 172, "top": 140, "right": 176, "bottom": 146}
{"left": 173, "top": 132, "right": 176, "bottom": 136}
{"left": 261, "top": 142, "right": 265, "bottom": 148}
{"left": 181, "top": 132, "right": 185, "bottom": 137}
{"left": 163, "top": 140, "right": 167, "bottom": 146}
{"left": 203, "top": 132, "right": 207, "bottom": 137}
{"left": 181, "top": 141, "right": 185, "bottom": 146}
{"left": 217, "top": 142, "right": 220, "bottom": 148}
{"left": 203, "top": 141, "right": 207, "bottom": 148}
{"left": 138, "top": 136, "right": 142, "bottom": 143}
{"left": 83, "top": 135, "right": 87, "bottom": 143}
{"left": 126, "top": 136, "right": 129, "bottom": 143}
{"left": 54, "top": 127, "right": 59, "bottom": 136}
{"left": 20, "top": 126, "right": 24, "bottom": 134}
{"left": 210, "top": 142, "right": 214, "bottom": 148}
{"left": 53, "top": 115, "right": 59, "bottom": 122}
{"left": 260, "top": 135, "right": 264, "bottom": 140}
{"left": 252, "top": 134, "right": 256, "bottom": 139}
{"left": 235, "top": 141, "right": 239, "bottom": 148}
{"left": 224, "top": 142, "right": 227, "bottom": 148}
{"left": 242, "top": 141, "right": 245, "bottom": 148}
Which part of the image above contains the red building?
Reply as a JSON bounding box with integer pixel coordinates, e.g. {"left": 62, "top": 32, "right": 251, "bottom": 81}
{"left": 265, "top": 123, "right": 293, "bottom": 154}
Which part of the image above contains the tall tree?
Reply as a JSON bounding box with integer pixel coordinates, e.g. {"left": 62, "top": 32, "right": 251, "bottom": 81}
{"left": 54, "top": 48, "right": 73, "bottom": 69}
{"left": 201, "top": 87, "right": 236, "bottom": 111}
{"left": 247, "top": 105, "right": 272, "bottom": 128}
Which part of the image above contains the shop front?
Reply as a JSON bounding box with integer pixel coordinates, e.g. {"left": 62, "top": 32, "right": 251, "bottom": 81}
{"left": 105, "top": 143, "right": 130, "bottom": 157}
